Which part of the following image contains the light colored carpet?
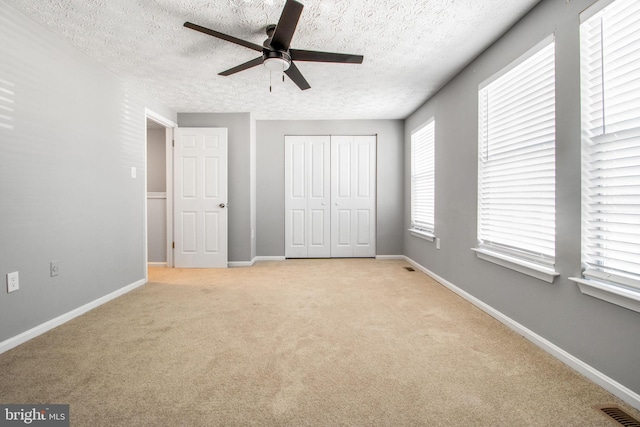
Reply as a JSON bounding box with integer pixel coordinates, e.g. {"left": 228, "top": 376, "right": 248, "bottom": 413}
{"left": 0, "top": 259, "right": 638, "bottom": 426}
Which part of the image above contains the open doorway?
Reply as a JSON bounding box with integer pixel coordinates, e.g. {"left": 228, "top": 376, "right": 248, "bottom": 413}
{"left": 145, "top": 109, "right": 176, "bottom": 277}
{"left": 146, "top": 118, "right": 168, "bottom": 267}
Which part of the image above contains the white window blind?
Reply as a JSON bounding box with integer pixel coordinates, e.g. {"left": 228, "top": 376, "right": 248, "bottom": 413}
{"left": 411, "top": 120, "right": 435, "bottom": 234}
{"left": 477, "top": 38, "right": 556, "bottom": 268}
{"left": 580, "top": 0, "right": 640, "bottom": 290}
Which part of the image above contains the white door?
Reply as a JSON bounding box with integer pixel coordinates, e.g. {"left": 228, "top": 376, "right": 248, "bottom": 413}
{"left": 285, "top": 136, "right": 331, "bottom": 258}
{"left": 173, "top": 128, "right": 228, "bottom": 268}
{"left": 331, "top": 135, "right": 376, "bottom": 257}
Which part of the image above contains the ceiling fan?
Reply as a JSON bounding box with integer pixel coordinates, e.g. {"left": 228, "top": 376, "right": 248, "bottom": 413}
{"left": 184, "top": 0, "right": 364, "bottom": 90}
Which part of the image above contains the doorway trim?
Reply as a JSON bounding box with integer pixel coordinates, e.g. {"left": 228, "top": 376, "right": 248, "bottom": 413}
{"left": 144, "top": 108, "right": 177, "bottom": 280}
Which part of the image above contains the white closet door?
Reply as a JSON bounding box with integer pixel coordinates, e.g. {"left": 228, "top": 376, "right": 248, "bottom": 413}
{"left": 285, "top": 136, "right": 331, "bottom": 258}
{"left": 331, "top": 135, "right": 376, "bottom": 257}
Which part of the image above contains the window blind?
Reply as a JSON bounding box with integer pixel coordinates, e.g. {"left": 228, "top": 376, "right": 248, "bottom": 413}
{"left": 411, "top": 120, "right": 435, "bottom": 234}
{"left": 580, "top": 0, "right": 640, "bottom": 290}
{"left": 478, "top": 39, "right": 556, "bottom": 266}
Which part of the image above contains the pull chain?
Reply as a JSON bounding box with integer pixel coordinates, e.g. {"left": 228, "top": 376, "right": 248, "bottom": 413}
{"left": 268, "top": 65, "right": 286, "bottom": 92}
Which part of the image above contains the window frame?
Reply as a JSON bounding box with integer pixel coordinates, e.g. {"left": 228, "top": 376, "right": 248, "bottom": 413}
{"left": 474, "top": 35, "right": 559, "bottom": 283}
{"left": 570, "top": 0, "right": 640, "bottom": 313}
{"left": 409, "top": 118, "right": 436, "bottom": 241}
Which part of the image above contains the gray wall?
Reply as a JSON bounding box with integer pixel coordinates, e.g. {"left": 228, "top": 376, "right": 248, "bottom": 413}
{"left": 256, "top": 120, "right": 404, "bottom": 257}
{"left": 404, "top": 0, "right": 640, "bottom": 396}
{"left": 147, "top": 197, "right": 167, "bottom": 263}
{"left": 177, "top": 113, "right": 254, "bottom": 263}
{"left": 146, "top": 128, "right": 166, "bottom": 192}
{"left": 0, "top": 3, "right": 176, "bottom": 342}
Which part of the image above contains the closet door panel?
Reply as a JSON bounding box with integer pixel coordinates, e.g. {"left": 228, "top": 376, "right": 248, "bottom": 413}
{"left": 331, "top": 136, "right": 376, "bottom": 257}
{"left": 285, "top": 137, "right": 308, "bottom": 258}
{"left": 285, "top": 136, "right": 330, "bottom": 258}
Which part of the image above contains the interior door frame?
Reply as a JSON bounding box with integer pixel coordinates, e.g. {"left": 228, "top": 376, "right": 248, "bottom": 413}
{"left": 144, "top": 108, "right": 177, "bottom": 277}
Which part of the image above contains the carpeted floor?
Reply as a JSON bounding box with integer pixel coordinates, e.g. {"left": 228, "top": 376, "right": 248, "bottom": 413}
{"left": 0, "top": 259, "right": 638, "bottom": 426}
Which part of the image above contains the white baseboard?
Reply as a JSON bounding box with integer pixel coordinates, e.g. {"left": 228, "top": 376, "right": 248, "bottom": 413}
{"left": 228, "top": 257, "right": 287, "bottom": 267}
{"left": 403, "top": 256, "right": 640, "bottom": 411}
{"left": 235, "top": 256, "right": 404, "bottom": 264}
{"left": 0, "top": 278, "right": 147, "bottom": 355}
{"left": 228, "top": 260, "right": 256, "bottom": 268}
{"left": 147, "top": 262, "right": 167, "bottom": 267}
{"left": 255, "top": 256, "right": 286, "bottom": 262}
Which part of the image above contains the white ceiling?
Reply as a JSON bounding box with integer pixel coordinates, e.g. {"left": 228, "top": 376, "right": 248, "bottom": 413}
{"left": 6, "top": 0, "right": 541, "bottom": 120}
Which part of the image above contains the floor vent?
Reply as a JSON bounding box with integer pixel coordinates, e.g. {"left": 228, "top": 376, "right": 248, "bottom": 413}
{"left": 404, "top": 267, "right": 415, "bottom": 272}
{"left": 597, "top": 406, "right": 640, "bottom": 426}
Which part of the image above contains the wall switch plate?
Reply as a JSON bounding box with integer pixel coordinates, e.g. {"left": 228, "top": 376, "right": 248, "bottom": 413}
{"left": 50, "top": 261, "right": 59, "bottom": 277}
{"left": 131, "top": 166, "right": 136, "bottom": 178}
{"left": 436, "top": 238, "right": 441, "bottom": 250}
{"left": 7, "top": 271, "right": 19, "bottom": 293}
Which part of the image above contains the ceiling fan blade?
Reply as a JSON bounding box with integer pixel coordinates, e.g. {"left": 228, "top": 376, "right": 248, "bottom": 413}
{"left": 289, "top": 49, "right": 364, "bottom": 64}
{"left": 219, "top": 56, "right": 264, "bottom": 76}
{"left": 270, "top": 0, "right": 303, "bottom": 51}
{"left": 284, "top": 62, "right": 311, "bottom": 90}
{"left": 184, "top": 22, "right": 263, "bottom": 52}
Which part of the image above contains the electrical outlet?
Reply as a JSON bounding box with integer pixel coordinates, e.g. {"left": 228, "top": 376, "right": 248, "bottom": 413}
{"left": 7, "top": 271, "right": 19, "bottom": 293}
{"left": 50, "top": 261, "right": 59, "bottom": 277}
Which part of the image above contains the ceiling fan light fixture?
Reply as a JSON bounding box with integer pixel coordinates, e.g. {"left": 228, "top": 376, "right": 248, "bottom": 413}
{"left": 264, "top": 57, "right": 290, "bottom": 72}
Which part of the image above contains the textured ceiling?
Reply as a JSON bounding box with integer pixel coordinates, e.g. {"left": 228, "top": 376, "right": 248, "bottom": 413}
{"left": 6, "top": 0, "right": 541, "bottom": 120}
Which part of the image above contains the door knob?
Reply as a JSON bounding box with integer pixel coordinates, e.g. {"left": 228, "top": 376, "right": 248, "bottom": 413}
{"left": 219, "top": 203, "right": 226, "bottom": 208}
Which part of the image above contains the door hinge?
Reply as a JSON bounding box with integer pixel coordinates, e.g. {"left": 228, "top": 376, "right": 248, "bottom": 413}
{"left": 172, "top": 140, "right": 175, "bottom": 147}
{"left": 172, "top": 242, "right": 175, "bottom": 249}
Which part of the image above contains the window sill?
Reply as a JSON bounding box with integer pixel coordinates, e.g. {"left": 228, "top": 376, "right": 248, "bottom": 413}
{"left": 569, "top": 277, "right": 640, "bottom": 314}
{"left": 472, "top": 248, "right": 559, "bottom": 283}
{"left": 409, "top": 229, "right": 435, "bottom": 242}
